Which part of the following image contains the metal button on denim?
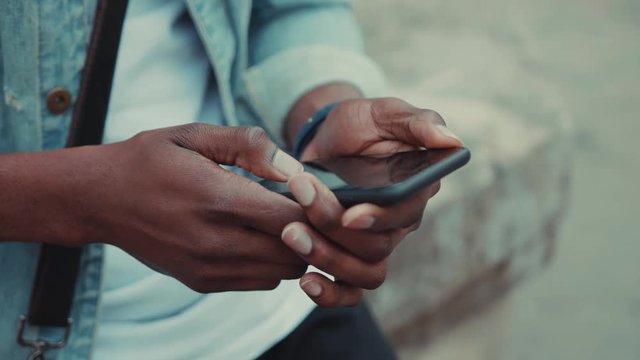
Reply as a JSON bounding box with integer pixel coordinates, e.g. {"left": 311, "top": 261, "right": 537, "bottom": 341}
{"left": 46, "top": 88, "right": 72, "bottom": 114}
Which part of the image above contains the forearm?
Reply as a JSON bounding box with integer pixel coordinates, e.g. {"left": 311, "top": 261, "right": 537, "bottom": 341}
{"left": 0, "top": 146, "right": 108, "bottom": 246}
{"left": 284, "top": 83, "right": 362, "bottom": 149}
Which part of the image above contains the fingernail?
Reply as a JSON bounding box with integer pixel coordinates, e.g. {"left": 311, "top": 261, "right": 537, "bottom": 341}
{"left": 344, "top": 214, "right": 376, "bottom": 229}
{"left": 272, "top": 149, "right": 303, "bottom": 179}
{"left": 282, "top": 225, "right": 313, "bottom": 256}
{"left": 288, "top": 176, "right": 316, "bottom": 206}
{"left": 301, "top": 280, "right": 322, "bottom": 297}
{"left": 435, "top": 125, "right": 463, "bottom": 144}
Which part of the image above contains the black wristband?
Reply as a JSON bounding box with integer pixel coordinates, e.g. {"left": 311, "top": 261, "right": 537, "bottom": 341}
{"left": 293, "top": 102, "right": 340, "bottom": 159}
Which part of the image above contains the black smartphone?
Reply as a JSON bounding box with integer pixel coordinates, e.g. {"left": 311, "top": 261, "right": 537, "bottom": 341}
{"left": 260, "top": 147, "right": 471, "bottom": 207}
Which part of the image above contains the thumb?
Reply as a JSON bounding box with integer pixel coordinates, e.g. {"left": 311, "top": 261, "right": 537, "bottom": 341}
{"left": 404, "top": 110, "right": 464, "bottom": 148}
{"left": 169, "top": 124, "right": 303, "bottom": 182}
{"left": 371, "top": 99, "right": 463, "bottom": 148}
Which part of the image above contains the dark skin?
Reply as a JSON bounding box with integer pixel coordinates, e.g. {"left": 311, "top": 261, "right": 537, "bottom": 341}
{"left": 0, "top": 83, "right": 462, "bottom": 307}
{"left": 0, "top": 125, "right": 307, "bottom": 292}
{"left": 283, "top": 84, "right": 463, "bottom": 307}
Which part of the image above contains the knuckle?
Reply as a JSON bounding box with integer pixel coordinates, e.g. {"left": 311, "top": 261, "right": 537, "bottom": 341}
{"left": 236, "top": 126, "right": 274, "bottom": 165}
{"left": 174, "top": 123, "right": 207, "bottom": 140}
{"left": 239, "top": 126, "right": 269, "bottom": 146}
{"left": 316, "top": 246, "right": 339, "bottom": 271}
{"left": 132, "top": 129, "right": 153, "bottom": 141}
{"left": 281, "top": 204, "right": 308, "bottom": 224}
{"left": 180, "top": 122, "right": 208, "bottom": 134}
{"left": 364, "top": 234, "right": 394, "bottom": 263}
{"left": 370, "top": 97, "right": 399, "bottom": 118}
{"left": 408, "top": 219, "right": 422, "bottom": 233}
{"left": 167, "top": 123, "right": 213, "bottom": 149}
{"left": 395, "top": 208, "right": 423, "bottom": 230}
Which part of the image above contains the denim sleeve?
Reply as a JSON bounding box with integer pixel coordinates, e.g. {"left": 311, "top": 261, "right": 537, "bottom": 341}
{"left": 244, "top": 0, "right": 386, "bottom": 143}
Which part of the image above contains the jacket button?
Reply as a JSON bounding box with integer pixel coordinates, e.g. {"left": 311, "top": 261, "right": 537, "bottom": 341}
{"left": 46, "top": 87, "right": 72, "bottom": 114}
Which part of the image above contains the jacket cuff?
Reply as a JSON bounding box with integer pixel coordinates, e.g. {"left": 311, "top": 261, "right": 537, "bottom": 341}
{"left": 242, "top": 44, "right": 386, "bottom": 145}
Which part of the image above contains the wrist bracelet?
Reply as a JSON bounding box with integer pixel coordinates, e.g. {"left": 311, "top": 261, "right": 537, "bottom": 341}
{"left": 293, "top": 102, "right": 340, "bottom": 159}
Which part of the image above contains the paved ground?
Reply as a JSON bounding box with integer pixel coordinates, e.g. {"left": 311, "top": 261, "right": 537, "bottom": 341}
{"left": 508, "top": 1, "right": 640, "bottom": 359}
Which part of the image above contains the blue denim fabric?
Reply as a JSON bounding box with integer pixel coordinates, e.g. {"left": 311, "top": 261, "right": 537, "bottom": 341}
{"left": 0, "top": 0, "right": 385, "bottom": 358}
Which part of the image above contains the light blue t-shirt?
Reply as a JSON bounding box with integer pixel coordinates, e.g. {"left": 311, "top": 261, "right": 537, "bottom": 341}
{"left": 94, "top": 1, "right": 314, "bottom": 359}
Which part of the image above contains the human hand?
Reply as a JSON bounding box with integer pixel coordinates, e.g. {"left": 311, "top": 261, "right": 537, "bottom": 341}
{"left": 282, "top": 172, "right": 439, "bottom": 307}
{"left": 300, "top": 97, "right": 462, "bottom": 161}
{"left": 282, "top": 98, "right": 462, "bottom": 306}
{"left": 83, "top": 124, "right": 310, "bottom": 293}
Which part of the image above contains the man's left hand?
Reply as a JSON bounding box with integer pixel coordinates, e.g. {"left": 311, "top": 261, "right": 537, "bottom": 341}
{"left": 282, "top": 97, "right": 463, "bottom": 307}
{"left": 300, "top": 97, "right": 462, "bottom": 161}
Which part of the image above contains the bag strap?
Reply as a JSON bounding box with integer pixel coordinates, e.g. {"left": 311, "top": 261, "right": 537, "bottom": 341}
{"left": 26, "top": 0, "right": 129, "bottom": 328}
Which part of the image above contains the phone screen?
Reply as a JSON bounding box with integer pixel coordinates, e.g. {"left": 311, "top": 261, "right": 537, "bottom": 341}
{"left": 261, "top": 148, "right": 469, "bottom": 196}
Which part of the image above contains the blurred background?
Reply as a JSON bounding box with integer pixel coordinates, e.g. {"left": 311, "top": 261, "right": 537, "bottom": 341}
{"left": 352, "top": 0, "right": 640, "bottom": 359}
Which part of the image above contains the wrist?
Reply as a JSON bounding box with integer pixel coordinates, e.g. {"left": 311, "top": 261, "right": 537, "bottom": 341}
{"left": 284, "top": 83, "right": 362, "bottom": 149}
{"left": 292, "top": 102, "right": 340, "bottom": 160}
{"left": 0, "top": 145, "right": 114, "bottom": 246}
{"left": 60, "top": 143, "right": 123, "bottom": 246}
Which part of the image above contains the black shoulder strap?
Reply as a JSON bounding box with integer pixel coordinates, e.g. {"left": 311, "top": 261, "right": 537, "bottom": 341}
{"left": 26, "top": 0, "right": 129, "bottom": 328}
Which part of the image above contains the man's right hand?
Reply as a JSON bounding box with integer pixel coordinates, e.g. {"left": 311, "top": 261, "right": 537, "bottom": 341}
{"left": 0, "top": 124, "right": 309, "bottom": 293}
{"left": 96, "top": 124, "right": 313, "bottom": 292}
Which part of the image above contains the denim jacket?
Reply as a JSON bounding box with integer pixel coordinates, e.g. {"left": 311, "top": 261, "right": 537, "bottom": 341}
{"left": 0, "top": 0, "right": 385, "bottom": 358}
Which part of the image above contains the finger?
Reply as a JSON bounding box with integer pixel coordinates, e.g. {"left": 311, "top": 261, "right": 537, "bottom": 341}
{"left": 210, "top": 171, "right": 307, "bottom": 236}
{"left": 341, "top": 183, "right": 440, "bottom": 231}
{"left": 199, "top": 260, "right": 308, "bottom": 281}
{"left": 371, "top": 99, "right": 462, "bottom": 148}
{"left": 281, "top": 222, "right": 388, "bottom": 289}
{"left": 299, "top": 273, "right": 364, "bottom": 308}
{"left": 168, "top": 124, "right": 303, "bottom": 181}
{"left": 287, "top": 173, "right": 400, "bottom": 263}
{"left": 197, "top": 224, "right": 305, "bottom": 265}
